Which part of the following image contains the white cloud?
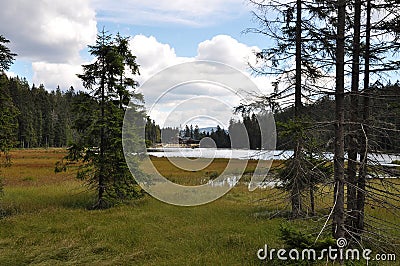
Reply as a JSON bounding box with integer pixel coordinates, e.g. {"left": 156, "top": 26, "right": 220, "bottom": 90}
{"left": 5, "top": 71, "right": 17, "bottom": 78}
{"left": 91, "top": 0, "right": 249, "bottom": 26}
{"left": 129, "top": 35, "right": 191, "bottom": 83}
{"left": 128, "top": 35, "right": 274, "bottom": 128}
{"left": 196, "top": 35, "right": 259, "bottom": 69}
{"left": 0, "top": 0, "right": 97, "bottom": 89}
{"left": 0, "top": 0, "right": 97, "bottom": 63}
{"left": 0, "top": 0, "right": 273, "bottom": 126}
{"left": 32, "top": 62, "right": 83, "bottom": 90}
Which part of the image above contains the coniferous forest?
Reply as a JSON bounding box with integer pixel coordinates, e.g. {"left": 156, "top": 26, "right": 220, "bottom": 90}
{"left": 2, "top": 73, "right": 400, "bottom": 152}
{"left": 2, "top": 76, "right": 77, "bottom": 148}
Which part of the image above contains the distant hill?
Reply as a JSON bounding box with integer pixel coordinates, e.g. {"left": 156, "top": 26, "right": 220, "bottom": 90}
{"left": 199, "top": 127, "right": 229, "bottom": 134}
{"left": 199, "top": 127, "right": 218, "bottom": 134}
{"left": 179, "top": 126, "right": 227, "bottom": 136}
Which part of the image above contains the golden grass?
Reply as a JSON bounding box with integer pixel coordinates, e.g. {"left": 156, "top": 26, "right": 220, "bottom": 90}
{"left": 146, "top": 156, "right": 282, "bottom": 186}
{"left": 0, "top": 149, "right": 398, "bottom": 265}
{"left": 1, "top": 148, "right": 75, "bottom": 187}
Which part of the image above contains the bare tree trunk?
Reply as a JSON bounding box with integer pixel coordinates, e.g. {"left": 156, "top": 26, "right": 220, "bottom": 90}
{"left": 295, "top": 0, "right": 302, "bottom": 116}
{"left": 291, "top": 0, "right": 304, "bottom": 218}
{"left": 291, "top": 151, "right": 303, "bottom": 218}
{"left": 357, "top": 0, "right": 372, "bottom": 236}
{"left": 97, "top": 29, "right": 107, "bottom": 209}
{"left": 333, "top": 0, "right": 346, "bottom": 240}
{"left": 346, "top": 0, "right": 362, "bottom": 233}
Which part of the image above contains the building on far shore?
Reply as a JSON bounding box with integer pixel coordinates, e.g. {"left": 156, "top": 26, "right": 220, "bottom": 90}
{"left": 179, "top": 137, "right": 200, "bottom": 148}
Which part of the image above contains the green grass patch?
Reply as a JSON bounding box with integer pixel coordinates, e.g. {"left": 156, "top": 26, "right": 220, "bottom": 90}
{"left": 0, "top": 149, "right": 398, "bottom": 265}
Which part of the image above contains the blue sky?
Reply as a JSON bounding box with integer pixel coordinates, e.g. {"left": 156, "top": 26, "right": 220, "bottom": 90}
{"left": 1, "top": 0, "right": 275, "bottom": 127}
{"left": 3, "top": 0, "right": 270, "bottom": 87}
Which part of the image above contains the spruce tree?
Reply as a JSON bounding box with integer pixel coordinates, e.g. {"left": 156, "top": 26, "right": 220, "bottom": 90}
{"left": 0, "top": 35, "right": 17, "bottom": 72}
{"left": 58, "top": 29, "right": 143, "bottom": 208}
{"left": 0, "top": 74, "right": 19, "bottom": 176}
{"left": 193, "top": 125, "right": 200, "bottom": 140}
{"left": 0, "top": 36, "right": 17, "bottom": 196}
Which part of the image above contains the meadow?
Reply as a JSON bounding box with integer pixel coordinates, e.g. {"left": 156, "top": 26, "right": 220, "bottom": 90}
{"left": 0, "top": 149, "right": 398, "bottom": 265}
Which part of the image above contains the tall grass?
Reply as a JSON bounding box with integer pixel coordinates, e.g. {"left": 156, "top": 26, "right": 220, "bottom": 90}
{"left": 0, "top": 149, "right": 398, "bottom": 265}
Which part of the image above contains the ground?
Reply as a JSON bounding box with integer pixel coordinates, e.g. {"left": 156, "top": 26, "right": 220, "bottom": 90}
{"left": 0, "top": 149, "right": 398, "bottom": 265}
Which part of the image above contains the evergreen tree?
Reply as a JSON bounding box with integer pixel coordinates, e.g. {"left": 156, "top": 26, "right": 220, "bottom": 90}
{"left": 58, "top": 29, "right": 143, "bottom": 208}
{"left": 209, "top": 125, "right": 230, "bottom": 148}
{"left": 0, "top": 74, "right": 19, "bottom": 165}
{"left": 193, "top": 125, "right": 200, "bottom": 140}
{"left": 0, "top": 35, "right": 17, "bottom": 72}
{"left": 145, "top": 117, "right": 161, "bottom": 147}
{"left": 161, "top": 127, "right": 179, "bottom": 144}
{"left": 0, "top": 36, "right": 17, "bottom": 195}
{"left": 184, "top": 125, "right": 190, "bottom": 138}
{"left": 346, "top": 0, "right": 362, "bottom": 232}
{"left": 332, "top": 0, "right": 346, "bottom": 241}
{"left": 246, "top": 0, "right": 337, "bottom": 218}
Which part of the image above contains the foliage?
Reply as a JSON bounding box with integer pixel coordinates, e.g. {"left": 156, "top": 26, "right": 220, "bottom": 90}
{"left": 7, "top": 79, "right": 76, "bottom": 148}
{"left": 57, "top": 30, "right": 145, "bottom": 209}
{"left": 279, "top": 224, "right": 335, "bottom": 250}
{"left": 145, "top": 117, "right": 161, "bottom": 147}
{"left": 0, "top": 74, "right": 19, "bottom": 159}
{"left": 276, "top": 118, "right": 333, "bottom": 217}
{"left": 0, "top": 36, "right": 17, "bottom": 197}
{"left": 209, "top": 125, "right": 230, "bottom": 148}
{"left": 0, "top": 35, "right": 17, "bottom": 72}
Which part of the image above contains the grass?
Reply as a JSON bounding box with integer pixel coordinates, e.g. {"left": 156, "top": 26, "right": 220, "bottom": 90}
{"left": 0, "top": 149, "right": 398, "bottom": 265}
{"left": 144, "top": 156, "right": 279, "bottom": 186}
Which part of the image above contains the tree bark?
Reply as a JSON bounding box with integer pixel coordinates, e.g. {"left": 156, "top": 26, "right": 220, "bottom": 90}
{"left": 346, "top": 0, "right": 362, "bottom": 233}
{"left": 291, "top": 0, "right": 304, "bottom": 218}
{"left": 357, "top": 0, "right": 372, "bottom": 236}
{"left": 97, "top": 29, "right": 107, "bottom": 208}
{"left": 333, "top": 0, "right": 346, "bottom": 240}
{"left": 295, "top": 0, "right": 302, "bottom": 117}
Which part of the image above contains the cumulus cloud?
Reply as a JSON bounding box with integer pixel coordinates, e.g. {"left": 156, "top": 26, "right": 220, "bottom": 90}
{"left": 0, "top": 0, "right": 97, "bottom": 63}
{"left": 32, "top": 62, "right": 83, "bottom": 90}
{"left": 128, "top": 35, "right": 273, "bottom": 128}
{"left": 196, "top": 35, "right": 259, "bottom": 69}
{"left": 0, "top": 0, "right": 97, "bottom": 89}
{"left": 92, "top": 0, "right": 249, "bottom": 26}
{"left": 0, "top": 0, "right": 272, "bottom": 126}
{"left": 128, "top": 35, "right": 191, "bottom": 83}
{"left": 195, "top": 35, "right": 275, "bottom": 95}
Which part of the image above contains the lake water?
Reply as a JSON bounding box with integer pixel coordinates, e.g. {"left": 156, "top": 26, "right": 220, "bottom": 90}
{"left": 146, "top": 148, "right": 399, "bottom": 188}
{"left": 147, "top": 148, "right": 286, "bottom": 160}
{"left": 147, "top": 148, "right": 400, "bottom": 165}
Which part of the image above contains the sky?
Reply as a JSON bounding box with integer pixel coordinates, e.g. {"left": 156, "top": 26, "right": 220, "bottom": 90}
{"left": 0, "top": 0, "right": 275, "bottom": 128}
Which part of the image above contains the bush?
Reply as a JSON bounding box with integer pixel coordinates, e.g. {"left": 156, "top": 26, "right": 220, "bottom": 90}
{"left": 279, "top": 224, "right": 335, "bottom": 250}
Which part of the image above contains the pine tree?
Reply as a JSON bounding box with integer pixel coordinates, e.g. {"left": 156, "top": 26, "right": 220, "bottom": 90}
{"left": 332, "top": 0, "right": 346, "bottom": 240}
{"left": 194, "top": 125, "right": 200, "bottom": 140}
{"left": 145, "top": 117, "right": 161, "bottom": 147}
{"left": 58, "top": 29, "right": 143, "bottom": 208}
{"left": 346, "top": 0, "right": 362, "bottom": 232}
{"left": 184, "top": 125, "right": 190, "bottom": 138}
{"left": 246, "top": 0, "right": 336, "bottom": 218}
{"left": 0, "top": 35, "right": 17, "bottom": 72}
{"left": 0, "top": 36, "right": 17, "bottom": 195}
{"left": 0, "top": 74, "right": 19, "bottom": 165}
{"left": 356, "top": 0, "right": 372, "bottom": 239}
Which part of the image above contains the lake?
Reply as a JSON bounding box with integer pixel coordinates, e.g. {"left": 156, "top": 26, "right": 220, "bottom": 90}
{"left": 147, "top": 148, "right": 400, "bottom": 165}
